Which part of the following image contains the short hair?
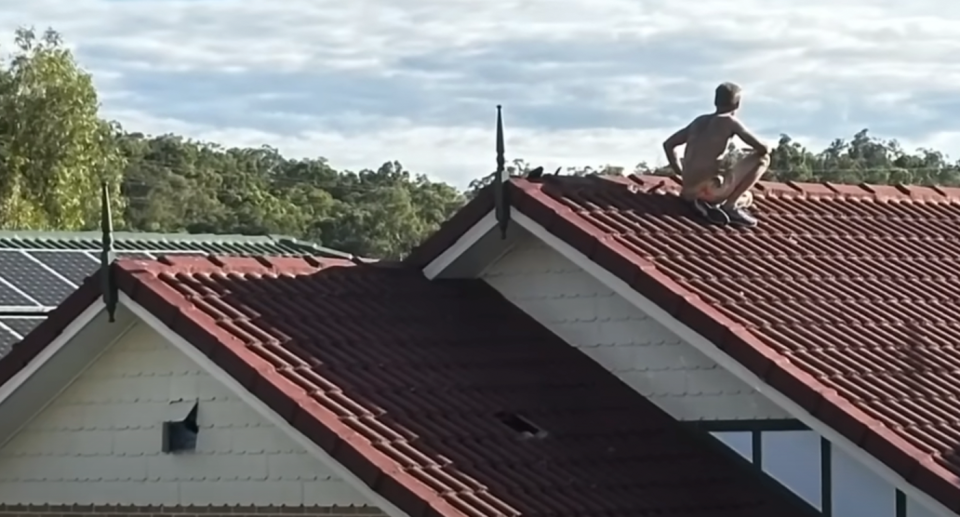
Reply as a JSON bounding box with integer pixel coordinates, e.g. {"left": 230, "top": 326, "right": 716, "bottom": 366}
{"left": 714, "top": 82, "right": 742, "bottom": 110}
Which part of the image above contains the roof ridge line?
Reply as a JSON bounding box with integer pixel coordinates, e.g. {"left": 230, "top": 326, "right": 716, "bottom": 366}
{"left": 506, "top": 173, "right": 960, "bottom": 203}
{"left": 619, "top": 173, "right": 960, "bottom": 202}
{"left": 0, "top": 230, "right": 298, "bottom": 240}
{"left": 112, "top": 254, "right": 382, "bottom": 276}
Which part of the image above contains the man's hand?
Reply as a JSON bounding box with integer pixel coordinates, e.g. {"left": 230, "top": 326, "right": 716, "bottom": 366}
{"left": 663, "top": 125, "right": 690, "bottom": 176}
{"left": 664, "top": 146, "right": 682, "bottom": 175}
{"left": 731, "top": 118, "right": 769, "bottom": 156}
{"left": 667, "top": 158, "right": 682, "bottom": 176}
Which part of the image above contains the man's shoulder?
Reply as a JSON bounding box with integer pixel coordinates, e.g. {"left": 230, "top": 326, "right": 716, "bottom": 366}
{"left": 686, "top": 113, "right": 712, "bottom": 131}
{"left": 690, "top": 113, "right": 712, "bottom": 124}
{"left": 689, "top": 112, "right": 738, "bottom": 130}
{"left": 705, "top": 112, "right": 744, "bottom": 131}
{"left": 690, "top": 112, "right": 738, "bottom": 124}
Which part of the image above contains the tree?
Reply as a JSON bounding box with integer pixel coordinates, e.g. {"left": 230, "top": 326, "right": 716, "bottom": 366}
{"left": 0, "top": 27, "right": 125, "bottom": 230}
{"left": 764, "top": 129, "right": 960, "bottom": 185}
{"left": 119, "top": 135, "right": 464, "bottom": 259}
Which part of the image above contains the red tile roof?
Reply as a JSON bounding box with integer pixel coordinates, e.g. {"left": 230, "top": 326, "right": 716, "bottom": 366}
{"left": 408, "top": 173, "right": 960, "bottom": 514}
{"left": 0, "top": 255, "right": 816, "bottom": 517}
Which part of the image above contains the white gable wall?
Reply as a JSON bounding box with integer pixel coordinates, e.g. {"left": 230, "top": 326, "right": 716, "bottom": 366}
{"left": 482, "top": 230, "right": 789, "bottom": 421}
{"left": 0, "top": 320, "right": 370, "bottom": 507}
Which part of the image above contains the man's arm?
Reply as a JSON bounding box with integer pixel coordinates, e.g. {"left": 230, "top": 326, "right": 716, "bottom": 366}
{"left": 662, "top": 125, "right": 689, "bottom": 175}
{"left": 730, "top": 117, "right": 769, "bottom": 155}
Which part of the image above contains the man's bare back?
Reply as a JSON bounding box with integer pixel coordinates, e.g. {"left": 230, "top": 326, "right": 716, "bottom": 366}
{"left": 682, "top": 112, "right": 738, "bottom": 185}
{"left": 661, "top": 82, "right": 771, "bottom": 227}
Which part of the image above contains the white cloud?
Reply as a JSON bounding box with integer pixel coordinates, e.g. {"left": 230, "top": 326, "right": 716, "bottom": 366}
{"left": 2, "top": 0, "right": 960, "bottom": 189}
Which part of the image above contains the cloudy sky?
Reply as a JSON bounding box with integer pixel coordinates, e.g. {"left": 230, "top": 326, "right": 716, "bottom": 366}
{"left": 2, "top": 0, "right": 960, "bottom": 189}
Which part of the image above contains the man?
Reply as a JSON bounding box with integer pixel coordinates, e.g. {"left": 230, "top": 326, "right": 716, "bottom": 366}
{"left": 662, "top": 82, "right": 771, "bottom": 227}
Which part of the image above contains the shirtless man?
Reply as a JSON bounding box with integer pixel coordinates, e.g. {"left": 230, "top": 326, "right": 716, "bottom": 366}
{"left": 662, "top": 82, "right": 770, "bottom": 227}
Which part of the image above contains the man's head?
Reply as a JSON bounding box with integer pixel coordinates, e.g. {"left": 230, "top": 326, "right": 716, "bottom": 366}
{"left": 714, "top": 82, "right": 742, "bottom": 113}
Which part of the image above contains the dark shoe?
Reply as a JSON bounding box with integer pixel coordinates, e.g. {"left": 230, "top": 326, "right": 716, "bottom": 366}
{"left": 692, "top": 198, "right": 730, "bottom": 225}
{"left": 722, "top": 206, "right": 758, "bottom": 227}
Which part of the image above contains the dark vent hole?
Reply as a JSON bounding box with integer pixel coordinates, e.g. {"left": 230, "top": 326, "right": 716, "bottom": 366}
{"left": 162, "top": 401, "right": 199, "bottom": 453}
{"left": 495, "top": 411, "right": 546, "bottom": 438}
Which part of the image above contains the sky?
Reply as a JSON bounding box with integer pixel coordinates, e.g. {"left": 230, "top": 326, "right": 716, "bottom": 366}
{"left": 3, "top": 0, "right": 960, "bottom": 189}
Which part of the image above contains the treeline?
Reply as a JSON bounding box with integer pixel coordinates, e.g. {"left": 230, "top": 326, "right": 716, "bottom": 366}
{"left": 119, "top": 135, "right": 464, "bottom": 259}
{"left": 3, "top": 28, "right": 960, "bottom": 259}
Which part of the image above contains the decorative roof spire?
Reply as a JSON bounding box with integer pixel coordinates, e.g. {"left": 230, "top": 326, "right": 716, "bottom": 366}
{"left": 496, "top": 104, "right": 505, "bottom": 174}
{"left": 493, "top": 105, "right": 510, "bottom": 238}
{"left": 100, "top": 181, "right": 117, "bottom": 322}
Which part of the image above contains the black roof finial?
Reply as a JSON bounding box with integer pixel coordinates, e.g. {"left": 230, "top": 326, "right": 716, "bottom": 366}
{"left": 100, "top": 181, "right": 118, "bottom": 322}
{"left": 496, "top": 105, "right": 505, "bottom": 173}
{"left": 493, "top": 105, "right": 510, "bottom": 238}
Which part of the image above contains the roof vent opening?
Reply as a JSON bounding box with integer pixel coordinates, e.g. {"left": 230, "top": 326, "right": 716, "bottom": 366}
{"left": 162, "top": 400, "right": 199, "bottom": 453}
{"left": 495, "top": 411, "right": 548, "bottom": 440}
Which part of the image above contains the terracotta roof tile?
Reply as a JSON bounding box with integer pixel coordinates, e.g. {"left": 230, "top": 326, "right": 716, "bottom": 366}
{"left": 408, "top": 174, "right": 960, "bottom": 513}
{"left": 0, "top": 254, "right": 816, "bottom": 517}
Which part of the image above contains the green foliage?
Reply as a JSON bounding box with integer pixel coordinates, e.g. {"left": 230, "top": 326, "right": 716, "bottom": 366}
{"left": 6, "top": 27, "right": 960, "bottom": 259}
{"left": 118, "top": 135, "right": 466, "bottom": 259}
{"left": 0, "top": 27, "right": 125, "bottom": 230}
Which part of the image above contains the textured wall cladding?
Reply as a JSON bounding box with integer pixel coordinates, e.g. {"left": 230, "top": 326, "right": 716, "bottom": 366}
{"left": 482, "top": 232, "right": 789, "bottom": 421}
{"left": 0, "top": 322, "right": 369, "bottom": 506}
{"left": 0, "top": 505, "right": 383, "bottom": 516}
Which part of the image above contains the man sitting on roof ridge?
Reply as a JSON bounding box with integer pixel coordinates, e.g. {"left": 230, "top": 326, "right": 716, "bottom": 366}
{"left": 662, "top": 81, "right": 770, "bottom": 227}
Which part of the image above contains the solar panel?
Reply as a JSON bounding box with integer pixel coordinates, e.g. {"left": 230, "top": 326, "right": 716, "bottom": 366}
{"left": 0, "top": 326, "right": 17, "bottom": 356}
{"left": 0, "top": 280, "right": 36, "bottom": 307}
{"left": 0, "top": 316, "right": 43, "bottom": 357}
{"left": 0, "top": 250, "right": 76, "bottom": 306}
{"left": 28, "top": 251, "right": 98, "bottom": 286}
{"left": 0, "top": 316, "right": 42, "bottom": 338}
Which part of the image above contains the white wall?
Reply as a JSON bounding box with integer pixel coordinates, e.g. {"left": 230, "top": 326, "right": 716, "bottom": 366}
{"left": 482, "top": 231, "right": 789, "bottom": 421}
{"left": 0, "top": 321, "right": 370, "bottom": 506}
